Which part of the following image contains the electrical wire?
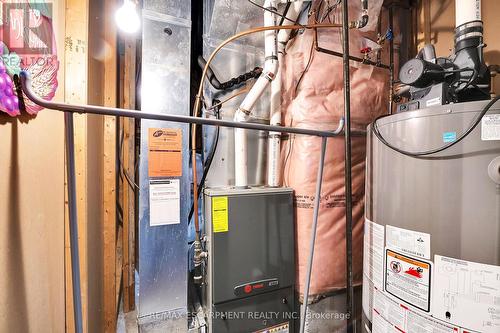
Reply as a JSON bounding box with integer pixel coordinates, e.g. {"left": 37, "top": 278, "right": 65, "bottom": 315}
{"left": 294, "top": 34, "right": 316, "bottom": 96}
{"left": 320, "top": 0, "right": 341, "bottom": 23}
{"left": 247, "top": 0, "right": 306, "bottom": 28}
{"left": 278, "top": 1, "right": 292, "bottom": 26}
{"left": 188, "top": 101, "right": 222, "bottom": 223}
{"left": 372, "top": 96, "right": 500, "bottom": 157}
{"left": 207, "top": 88, "right": 250, "bottom": 112}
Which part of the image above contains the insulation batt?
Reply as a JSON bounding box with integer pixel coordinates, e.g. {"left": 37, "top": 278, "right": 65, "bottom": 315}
{"left": 280, "top": 0, "right": 388, "bottom": 301}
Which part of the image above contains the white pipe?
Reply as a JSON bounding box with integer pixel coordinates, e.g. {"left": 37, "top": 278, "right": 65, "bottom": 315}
{"left": 234, "top": 0, "right": 278, "bottom": 188}
{"left": 455, "top": 0, "right": 481, "bottom": 27}
{"left": 267, "top": 1, "right": 305, "bottom": 187}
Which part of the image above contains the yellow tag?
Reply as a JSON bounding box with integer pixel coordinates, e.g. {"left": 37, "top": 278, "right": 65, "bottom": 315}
{"left": 212, "top": 197, "right": 228, "bottom": 233}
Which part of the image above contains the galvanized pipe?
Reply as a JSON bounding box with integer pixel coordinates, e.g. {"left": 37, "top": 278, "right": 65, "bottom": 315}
{"left": 19, "top": 72, "right": 346, "bottom": 138}
{"left": 341, "top": 0, "right": 355, "bottom": 332}
{"left": 299, "top": 136, "right": 327, "bottom": 333}
{"left": 64, "top": 112, "right": 83, "bottom": 333}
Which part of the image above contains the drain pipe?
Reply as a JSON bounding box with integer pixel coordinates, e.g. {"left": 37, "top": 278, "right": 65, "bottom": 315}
{"left": 268, "top": 0, "right": 306, "bottom": 187}
{"left": 234, "top": 0, "right": 278, "bottom": 188}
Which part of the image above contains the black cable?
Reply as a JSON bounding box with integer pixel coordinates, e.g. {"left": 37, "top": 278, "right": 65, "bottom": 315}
{"left": 247, "top": 0, "right": 306, "bottom": 28}
{"left": 198, "top": 56, "right": 262, "bottom": 91}
{"left": 321, "top": 0, "right": 341, "bottom": 23}
{"left": 372, "top": 96, "right": 500, "bottom": 157}
{"left": 294, "top": 36, "right": 315, "bottom": 95}
{"left": 188, "top": 101, "right": 222, "bottom": 223}
{"left": 279, "top": 1, "right": 291, "bottom": 26}
{"left": 427, "top": 68, "right": 474, "bottom": 75}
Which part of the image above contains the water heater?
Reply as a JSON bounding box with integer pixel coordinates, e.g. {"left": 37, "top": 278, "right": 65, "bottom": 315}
{"left": 362, "top": 100, "right": 500, "bottom": 332}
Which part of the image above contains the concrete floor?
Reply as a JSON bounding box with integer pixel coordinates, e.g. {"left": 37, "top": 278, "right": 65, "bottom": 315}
{"left": 304, "top": 287, "right": 362, "bottom": 333}
{"left": 117, "top": 288, "right": 362, "bottom": 333}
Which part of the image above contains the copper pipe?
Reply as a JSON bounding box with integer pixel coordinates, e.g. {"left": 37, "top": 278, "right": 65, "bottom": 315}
{"left": 191, "top": 23, "right": 343, "bottom": 242}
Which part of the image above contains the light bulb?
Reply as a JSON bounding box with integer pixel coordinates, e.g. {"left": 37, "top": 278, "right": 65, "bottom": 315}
{"left": 115, "top": 0, "right": 140, "bottom": 34}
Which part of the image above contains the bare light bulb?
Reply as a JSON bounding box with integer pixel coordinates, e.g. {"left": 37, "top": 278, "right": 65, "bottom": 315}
{"left": 115, "top": 0, "right": 140, "bottom": 34}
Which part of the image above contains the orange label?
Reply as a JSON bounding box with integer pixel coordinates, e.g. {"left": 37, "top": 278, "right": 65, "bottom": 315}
{"left": 148, "top": 128, "right": 182, "bottom": 177}
{"left": 387, "top": 250, "right": 430, "bottom": 269}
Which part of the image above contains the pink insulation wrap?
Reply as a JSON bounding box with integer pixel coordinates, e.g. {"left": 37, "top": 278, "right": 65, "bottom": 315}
{"left": 281, "top": 2, "right": 389, "bottom": 300}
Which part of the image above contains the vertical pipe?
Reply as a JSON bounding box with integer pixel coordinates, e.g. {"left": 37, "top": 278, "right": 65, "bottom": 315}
{"left": 341, "top": 1, "right": 354, "bottom": 332}
{"left": 65, "top": 112, "right": 83, "bottom": 333}
{"left": 234, "top": 0, "right": 278, "bottom": 188}
{"left": 299, "top": 136, "right": 327, "bottom": 333}
{"left": 268, "top": 1, "right": 305, "bottom": 187}
{"left": 455, "top": 0, "right": 482, "bottom": 27}
{"left": 389, "top": 6, "right": 395, "bottom": 115}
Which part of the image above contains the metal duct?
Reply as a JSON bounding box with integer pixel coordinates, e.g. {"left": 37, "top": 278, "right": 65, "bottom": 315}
{"left": 137, "top": 1, "right": 191, "bottom": 331}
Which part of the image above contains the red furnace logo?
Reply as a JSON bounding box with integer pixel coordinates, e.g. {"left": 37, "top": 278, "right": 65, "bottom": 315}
{"left": 2, "top": 1, "right": 54, "bottom": 56}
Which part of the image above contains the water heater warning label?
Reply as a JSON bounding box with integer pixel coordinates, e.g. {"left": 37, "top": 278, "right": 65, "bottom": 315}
{"left": 385, "top": 249, "right": 432, "bottom": 312}
{"left": 481, "top": 114, "right": 500, "bottom": 140}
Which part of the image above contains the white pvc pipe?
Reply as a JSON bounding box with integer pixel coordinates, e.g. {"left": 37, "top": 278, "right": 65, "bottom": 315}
{"left": 455, "top": 0, "right": 481, "bottom": 27}
{"left": 234, "top": 0, "right": 278, "bottom": 188}
{"left": 267, "top": 1, "right": 305, "bottom": 187}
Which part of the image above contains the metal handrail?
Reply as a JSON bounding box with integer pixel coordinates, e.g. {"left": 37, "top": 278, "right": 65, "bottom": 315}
{"left": 19, "top": 72, "right": 345, "bottom": 138}
{"left": 18, "top": 70, "right": 346, "bottom": 333}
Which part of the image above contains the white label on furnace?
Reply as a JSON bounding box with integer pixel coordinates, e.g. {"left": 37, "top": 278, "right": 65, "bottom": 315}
{"left": 406, "top": 307, "right": 459, "bottom": 333}
{"left": 386, "top": 225, "right": 431, "bottom": 259}
{"left": 373, "top": 288, "right": 406, "bottom": 331}
{"left": 364, "top": 219, "right": 385, "bottom": 289}
{"left": 432, "top": 255, "right": 500, "bottom": 333}
{"left": 481, "top": 114, "right": 500, "bottom": 140}
{"left": 149, "top": 179, "right": 180, "bottom": 226}
{"left": 385, "top": 249, "right": 432, "bottom": 312}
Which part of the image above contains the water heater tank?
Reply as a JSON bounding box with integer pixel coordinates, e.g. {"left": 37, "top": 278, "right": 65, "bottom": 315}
{"left": 362, "top": 100, "right": 500, "bottom": 333}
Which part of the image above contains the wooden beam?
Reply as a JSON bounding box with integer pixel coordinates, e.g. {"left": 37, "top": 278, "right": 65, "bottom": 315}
{"left": 64, "top": 0, "right": 89, "bottom": 331}
{"left": 103, "top": 0, "right": 118, "bottom": 331}
{"left": 121, "top": 35, "right": 137, "bottom": 313}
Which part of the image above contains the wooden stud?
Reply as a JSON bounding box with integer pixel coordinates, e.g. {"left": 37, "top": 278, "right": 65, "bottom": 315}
{"left": 64, "top": 0, "right": 89, "bottom": 331}
{"left": 121, "top": 35, "right": 137, "bottom": 313}
{"left": 103, "top": 0, "right": 118, "bottom": 331}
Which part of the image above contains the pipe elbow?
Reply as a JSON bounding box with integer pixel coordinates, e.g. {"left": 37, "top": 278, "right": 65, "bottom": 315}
{"left": 234, "top": 108, "right": 250, "bottom": 122}
{"left": 263, "top": 61, "right": 279, "bottom": 80}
